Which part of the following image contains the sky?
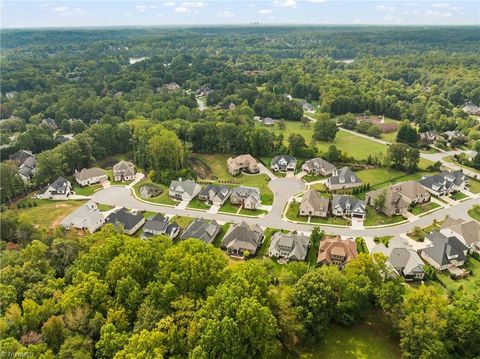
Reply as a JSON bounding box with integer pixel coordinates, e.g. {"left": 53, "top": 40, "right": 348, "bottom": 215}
{"left": 1, "top": 0, "right": 479, "bottom": 28}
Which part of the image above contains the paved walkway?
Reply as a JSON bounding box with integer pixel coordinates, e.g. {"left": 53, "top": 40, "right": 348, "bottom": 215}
{"left": 258, "top": 163, "right": 276, "bottom": 180}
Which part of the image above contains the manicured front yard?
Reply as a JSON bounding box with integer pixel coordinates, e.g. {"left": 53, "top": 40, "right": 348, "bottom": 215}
{"left": 286, "top": 201, "right": 350, "bottom": 226}
{"left": 239, "top": 208, "right": 268, "bottom": 216}
{"left": 218, "top": 201, "right": 240, "bottom": 214}
{"left": 410, "top": 202, "right": 440, "bottom": 216}
{"left": 408, "top": 221, "right": 442, "bottom": 242}
{"left": 97, "top": 204, "right": 115, "bottom": 211}
{"left": 283, "top": 311, "right": 401, "bottom": 359}
{"left": 16, "top": 199, "right": 86, "bottom": 229}
{"left": 355, "top": 168, "right": 431, "bottom": 190}
{"left": 187, "top": 198, "right": 211, "bottom": 210}
{"left": 436, "top": 257, "right": 480, "bottom": 294}
{"left": 211, "top": 223, "right": 231, "bottom": 248}
{"left": 468, "top": 205, "right": 480, "bottom": 221}
{"left": 450, "top": 191, "right": 467, "bottom": 201}
{"left": 468, "top": 179, "right": 480, "bottom": 194}
{"left": 171, "top": 216, "right": 195, "bottom": 229}
{"left": 302, "top": 174, "right": 325, "bottom": 183}
{"left": 72, "top": 183, "right": 102, "bottom": 196}
{"left": 364, "top": 206, "right": 406, "bottom": 227}
{"left": 133, "top": 180, "right": 177, "bottom": 206}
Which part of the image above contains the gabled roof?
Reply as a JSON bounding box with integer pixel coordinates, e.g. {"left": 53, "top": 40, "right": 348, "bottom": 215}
{"left": 332, "top": 195, "right": 366, "bottom": 214}
{"left": 271, "top": 154, "right": 296, "bottom": 167}
{"left": 106, "top": 207, "right": 144, "bottom": 232}
{"left": 419, "top": 171, "right": 466, "bottom": 192}
{"left": 441, "top": 218, "right": 480, "bottom": 246}
{"left": 231, "top": 186, "right": 260, "bottom": 198}
{"left": 75, "top": 167, "right": 106, "bottom": 182}
{"left": 222, "top": 221, "right": 263, "bottom": 252}
{"left": 180, "top": 218, "right": 221, "bottom": 244}
{"left": 9, "top": 149, "right": 34, "bottom": 165}
{"left": 50, "top": 176, "right": 69, "bottom": 191}
{"left": 143, "top": 213, "right": 178, "bottom": 236}
{"left": 303, "top": 157, "right": 335, "bottom": 172}
{"left": 391, "top": 181, "right": 430, "bottom": 199}
{"left": 269, "top": 231, "right": 309, "bottom": 261}
{"left": 371, "top": 236, "right": 424, "bottom": 276}
{"left": 60, "top": 201, "right": 104, "bottom": 233}
{"left": 198, "top": 184, "right": 231, "bottom": 202}
{"left": 423, "top": 231, "right": 468, "bottom": 266}
{"left": 169, "top": 179, "right": 198, "bottom": 197}
{"left": 329, "top": 167, "right": 361, "bottom": 185}
{"left": 113, "top": 160, "right": 135, "bottom": 177}
{"left": 317, "top": 236, "right": 357, "bottom": 265}
{"left": 300, "top": 190, "right": 329, "bottom": 213}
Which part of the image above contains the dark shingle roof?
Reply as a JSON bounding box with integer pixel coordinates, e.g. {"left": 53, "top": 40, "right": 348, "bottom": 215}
{"left": 180, "top": 219, "right": 221, "bottom": 244}
{"left": 106, "top": 208, "right": 144, "bottom": 232}
{"left": 423, "top": 231, "right": 468, "bottom": 266}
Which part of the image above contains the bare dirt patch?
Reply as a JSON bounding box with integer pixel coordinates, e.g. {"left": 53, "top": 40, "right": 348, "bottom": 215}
{"left": 189, "top": 157, "right": 217, "bottom": 180}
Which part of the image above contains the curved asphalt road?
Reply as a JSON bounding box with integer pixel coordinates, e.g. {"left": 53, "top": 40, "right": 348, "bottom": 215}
{"left": 91, "top": 176, "right": 479, "bottom": 236}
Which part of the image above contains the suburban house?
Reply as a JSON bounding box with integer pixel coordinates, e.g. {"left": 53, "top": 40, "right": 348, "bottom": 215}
{"left": 440, "top": 217, "right": 480, "bottom": 252}
{"left": 198, "top": 184, "right": 231, "bottom": 205}
{"left": 9, "top": 149, "right": 34, "bottom": 166}
{"left": 142, "top": 213, "right": 180, "bottom": 240}
{"left": 36, "top": 177, "right": 72, "bottom": 200}
{"left": 358, "top": 115, "right": 398, "bottom": 133}
{"left": 74, "top": 168, "right": 108, "bottom": 187}
{"left": 271, "top": 155, "right": 297, "bottom": 172}
{"left": 18, "top": 156, "right": 36, "bottom": 181}
{"left": 317, "top": 236, "right": 358, "bottom": 269}
{"left": 299, "top": 190, "right": 329, "bottom": 218}
{"left": 262, "top": 117, "right": 275, "bottom": 126}
{"left": 169, "top": 179, "right": 201, "bottom": 201}
{"left": 268, "top": 231, "right": 310, "bottom": 261}
{"left": 421, "top": 231, "right": 468, "bottom": 270}
{"left": 60, "top": 201, "right": 105, "bottom": 233}
{"left": 443, "top": 130, "right": 464, "bottom": 142}
{"left": 230, "top": 186, "right": 262, "bottom": 210}
{"left": 326, "top": 166, "right": 362, "bottom": 190}
{"left": 419, "top": 131, "right": 438, "bottom": 145}
{"left": 227, "top": 154, "right": 259, "bottom": 175}
{"left": 302, "top": 103, "right": 315, "bottom": 113}
{"left": 163, "top": 82, "right": 181, "bottom": 91}
{"left": 180, "top": 218, "right": 221, "bottom": 244}
{"left": 42, "top": 118, "right": 58, "bottom": 130}
{"left": 419, "top": 171, "right": 467, "bottom": 197}
{"left": 462, "top": 101, "right": 480, "bottom": 116}
{"left": 55, "top": 134, "right": 74, "bottom": 144}
{"left": 371, "top": 236, "right": 425, "bottom": 281}
{"left": 365, "top": 181, "right": 430, "bottom": 217}
{"left": 331, "top": 195, "right": 366, "bottom": 219}
{"left": 302, "top": 157, "right": 336, "bottom": 176}
{"left": 113, "top": 160, "right": 136, "bottom": 182}
{"left": 105, "top": 208, "right": 145, "bottom": 235}
{"left": 221, "top": 221, "right": 264, "bottom": 257}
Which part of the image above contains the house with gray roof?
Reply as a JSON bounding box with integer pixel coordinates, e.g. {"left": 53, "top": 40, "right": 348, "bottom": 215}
{"left": 180, "top": 218, "right": 221, "bottom": 244}
{"left": 221, "top": 221, "right": 264, "bottom": 257}
{"left": 198, "top": 184, "right": 231, "bottom": 205}
{"left": 268, "top": 231, "right": 309, "bottom": 261}
{"left": 371, "top": 236, "right": 425, "bottom": 281}
{"left": 142, "top": 213, "right": 179, "bottom": 240}
{"left": 419, "top": 171, "right": 467, "bottom": 197}
{"left": 74, "top": 167, "right": 108, "bottom": 187}
{"left": 36, "top": 176, "right": 72, "bottom": 200}
{"left": 113, "top": 160, "right": 136, "bottom": 182}
{"left": 271, "top": 155, "right": 297, "bottom": 172}
{"left": 55, "top": 134, "right": 74, "bottom": 144}
{"left": 18, "top": 156, "right": 36, "bottom": 181}
{"left": 169, "top": 179, "right": 201, "bottom": 201}
{"left": 331, "top": 195, "right": 366, "bottom": 219}
{"left": 105, "top": 207, "right": 145, "bottom": 235}
{"left": 299, "top": 189, "right": 329, "bottom": 218}
{"left": 440, "top": 217, "right": 480, "bottom": 251}
{"left": 61, "top": 201, "right": 105, "bottom": 233}
{"left": 462, "top": 101, "right": 480, "bottom": 116}
{"left": 302, "top": 103, "right": 315, "bottom": 113}
{"left": 326, "top": 167, "right": 362, "bottom": 190}
{"left": 230, "top": 186, "right": 261, "bottom": 210}
{"left": 302, "top": 157, "right": 336, "bottom": 177}
{"left": 421, "top": 231, "right": 468, "bottom": 270}
{"left": 9, "top": 149, "right": 34, "bottom": 167}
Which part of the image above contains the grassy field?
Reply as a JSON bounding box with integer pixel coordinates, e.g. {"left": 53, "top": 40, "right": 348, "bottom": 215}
{"left": 468, "top": 179, "right": 480, "bottom": 194}
{"left": 286, "top": 201, "right": 350, "bottom": 226}
{"left": 72, "top": 183, "right": 102, "bottom": 196}
{"left": 436, "top": 257, "right": 480, "bottom": 294}
{"left": 355, "top": 168, "right": 430, "bottom": 190}
{"left": 16, "top": 199, "right": 86, "bottom": 229}
{"left": 364, "top": 207, "right": 406, "bottom": 227}
{"left": 190, "top": 153, "right": 274, "bottom": 205}
{"left": 468, "top": 205, "right": 480, "bottom": 221}
{"left": 444, "top": 156, "right": 480, "bottom": 174}
{"left": 410, "top": 202, "right": 441, "bottom": 216}
{"left": 133, "top": 180, "right": 177, "bottom": 206}
{"left": 283, "top": 311, "right": 401, "bottom": 359}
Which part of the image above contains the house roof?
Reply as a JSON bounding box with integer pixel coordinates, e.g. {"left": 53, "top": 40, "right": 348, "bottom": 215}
{"left": 329, "top": 167, "right": 361, "bottom": 185}
{"left": 441, "top": 218, "right": 480, "bottom": 246}
{"left": 143, "top": 213, "right": 179, "bottom": 236}
{"left": 303, "top": 157, "right": 335, "bottom": 172}
{"left": 300, "top": 190, "right": 329, "bottom": 213}
{"left": 391, "top": 181, "right": 430, "bottom": 200}
{"left": 9, "top": 149, "right": 34, "bottom": 165}
{"left": 419, "top": 171, "right": 465, "bottom": 192}
{"left": 332, "top": 195, "right": 366, "bottom": 214}
{"left": 50, "top": 176, "right": 69, "bottom": 191}
{"left": 269, "top": 231, "right": 309, "bottom": 261}
{"left": 423, "top": 231, "right": 468, "bottom": 266}
{"left": 169, "top": 179, "right": 199, "bottom": 197}
{"left": 75, "top": 167, "right": 106, "bottom": 182}
{"left": 113, "top": 160, "right": 135, "bottom": 177}
{"left": 60, "top": 201, "right": 104, "bottom": 232}
{"left": 317, "top": 236, "right": 357, "bottom": 265}
{"left": 222, "top": 221, "right": 263, "bottom": 252}
{"left": 106, "top": 207, "right": 144, "bottom": 232}
{"left": 271, "top": 154, "right": 296, "bottom": 167}
{"left": 231, "top": 186, "right": 260, "bottom": 198}
{"left": 198, "top": 184, "right": 231, "bottom": 202}
{"left": 366, "top": 187, "right": 408, "bottom": 213}
{"left": 180, "top": 218, "right": 221, "bottom": 244}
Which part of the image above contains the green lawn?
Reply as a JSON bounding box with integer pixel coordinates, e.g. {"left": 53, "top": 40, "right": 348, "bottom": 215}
{"left": 97, "top": 204, "right": 115, "bottom": 212}
{"left": 373, "top": 236, "right": 393, "bottom": 246}
{"left": 239, "top": 208, "right": 268, "bottom": 216}
{"left": 218, "top": 201, "right": 241, "bottom": 214}
{"left": 72, "top": 183, "right": 102, "bottom": 196}
{"left": 286, "top": 201, "right": 350, "bottom": 226}
{"left": 133, "top": 180, "right": 177, "bottom": 206}
{"left": 307, "top": 233, "right": 322, "bottom": 266}
{"left": 211, "top": 223, "right": 231, "bottom": 248}
{"left": 450, "top": 191, "right": 467, "bottom": 201}
{"left": 468, "top": 205, "right": 480, "bottom": 221}
{"left": 355, "top": 168, "right": 430, "bottom": 190}
{"left": 187, "top": 198, "right": 211, "bottom": 210}
{"left": 410, "top": 202, "right": 441, "bottom": 216}
{"left": 309, "top": 183, "right": 328, "bottom": 192}
{"left": 190, "top": 153, "right": 274, "bottom": 205}
{"left": 258, "top": 228, "right": 284, "bottom": 257}
{"left": 302, "top": 174, "right": 325, "bottom": 183}
{"left": 283, "top": 311, "right": 401, "bottom": 359}
{"left": 408, "top": 221, "right": 441, "bottom": 242}
{"left": 171, "top": 216, "right": 195, "bottom": 229}
{"left": 364, "top": 206, "right": 406, "bottom": 227}
{"left": 16, "top": 199, "right": 86, "bottom": 229}
{"left": 444, "top": 156, "right": 480, "bottom": 174}
{"left": 436, "top": 257, "right": 480, "bottom": 294}
{"left": 468, "top": 179, "right": 480, "bottom": 194}
{"left": 380, "top": 130, "right": 398, "bottom": 143}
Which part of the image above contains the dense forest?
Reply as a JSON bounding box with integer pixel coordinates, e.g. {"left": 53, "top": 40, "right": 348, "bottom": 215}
{"left": 1, "top": 26, "right": 480, "bottom": 358}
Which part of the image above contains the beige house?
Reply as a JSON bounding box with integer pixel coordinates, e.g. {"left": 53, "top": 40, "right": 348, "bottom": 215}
{"left": 74, "top": 167, "right": 108, "bottom": 186}
{"left": 113, "top": 160, "right": 136, "bottom": 182}
{"left": 326, "top": 167, "right": 362, "bottom": 190}
{"left": 390, "top": 181, "right": 431, "bottom": 205}
{"left": 302, "top": 157, "right": 335, "bottom": 177}
{"left": 299, "top": 190, "right": 329, "bottom": 218}
{"left": 317, "top": 236, "right": 358, "bottom": 269}
{"left": 227, "top": 154, "right": 259, "bottom": 176}
{"left": 440, "top": 217, "right": 480, "bottom": 251}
